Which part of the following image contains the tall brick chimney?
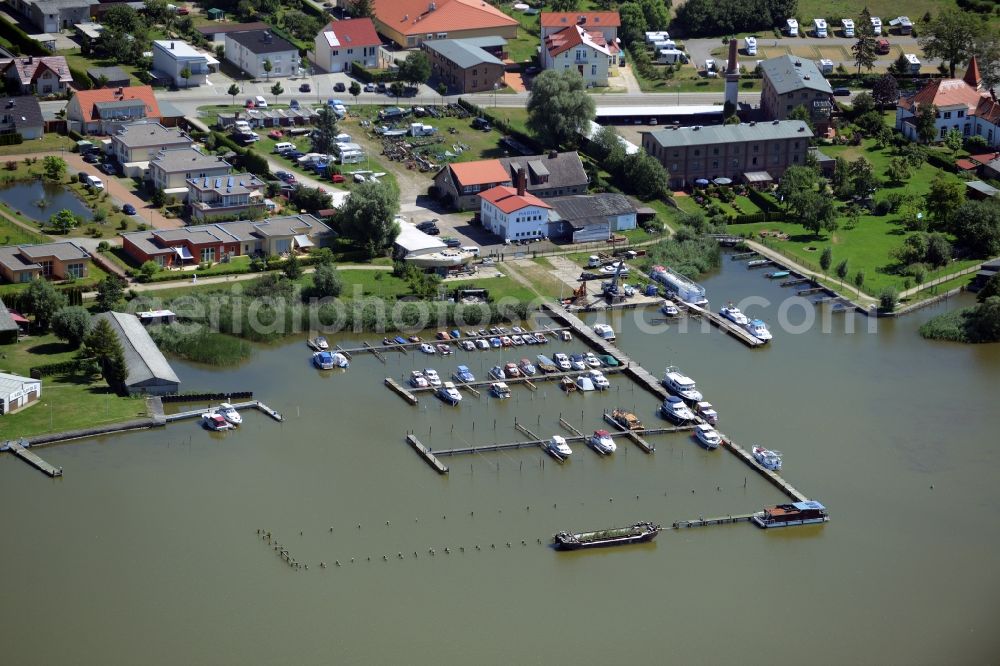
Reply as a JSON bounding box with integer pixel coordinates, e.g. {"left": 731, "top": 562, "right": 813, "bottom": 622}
{"left": 516, "top": 167, "right": 527, "bottom": 196}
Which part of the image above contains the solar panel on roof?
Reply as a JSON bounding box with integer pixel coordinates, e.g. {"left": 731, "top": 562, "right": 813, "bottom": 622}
{"left": 215, "top": 178, "right": 222, "bottom": 188}
{"left": 228, "top": 176, "right": 234, "bottom": 187}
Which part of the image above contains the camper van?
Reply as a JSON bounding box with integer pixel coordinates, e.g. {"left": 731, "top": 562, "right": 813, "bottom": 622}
{"left": 704, "top": 59, "right": 718, "bottom": 77}
{"left": 870, "top": 16, "right": 882, "bottom": 35}
{"left": 785, "top": 18, "right": 799, "bottom": 36}
{"left": 817, "top": 59, "right": 834, "bottom": 75}
{"left": 645, "top": 31, "right": 670, "bottom": 44}
{"left": 904, "top": 53, "right": 921, "bottom": 74}
{"left": 652, "top": 39, "right": 677, "bottom": 50}
{"left": 892, "top": 16, "right": 913, "bottom": 34}
{"left": 813, "top": 18, "right": 827, "bottom": 38}
{"left": 338, "top": 151, "right": 365, "bottom": 165}
{"left": 656, "top": 49, "right": 688, "bottom": 65}
{"left": 745, "top": 36, "right": 757, "bottom": 56}
{"left": 841, "top": 18, "right": 854, "bottom": 37}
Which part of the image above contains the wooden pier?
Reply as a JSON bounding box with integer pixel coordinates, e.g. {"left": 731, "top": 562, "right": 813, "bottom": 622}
{"left": 3, "top": 439, "right": 63, "bottom": 477}
{"left": 362, "top": 341, "right": 386, "bottom": 363}
{"left": 337, "top": 327, "right": 573, "bottom": 356}
{"left": 797, "top": 286, "right": 827, "bottom": 296}
{"left": 780, "top": 277, "right": 812, "bottom": 287}
{"left": 673, "top": 514, "right": 754, "bottom": 528}
{"left": 677, "top": 302, "right": 765, "bottom": 348}
{"left": 402, "top": 365, "right": 628, "bottom": 393}
{"left": 423, "top": 424, "right": 693, "bottom": 458}
{"left": 385, "top": 377, "right": 418, "bottom": 405}
{"left": 405, "top": 434, "right": 448, "bottom": 474}
{"left": 721, "top": 438, "right": 808, "bottom": 502}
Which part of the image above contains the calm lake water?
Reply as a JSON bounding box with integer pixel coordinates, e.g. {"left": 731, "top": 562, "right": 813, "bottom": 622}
{"left": 2, "top": 258, "right": 999, "bottom": 664}
{"left": 0, "top": 179, "right": 93, "bottom": 224}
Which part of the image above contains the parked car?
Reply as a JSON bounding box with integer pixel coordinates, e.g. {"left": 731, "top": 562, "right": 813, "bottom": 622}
{"left": 254, "top": 95, "right": 268, "bottom": 108}
{"left": 330, "top": 173, "right": 345, "bottom": 183}
{"left": 333, "top": 82, "right": 346, "bottom": 92}
{"left": 268, "top": 130, "right": 283, "bottom": 139}
{"left": 299, "top": 83, "right": 311, "bottom": 92}
{"left": 472, "top": 117, "right": 491, "bottom": 131}
{"left": 83, "top": 153, "right": 100, "bottom": 163}
{"left": 416, "top": 220, "right": 439, "bottom": 231}
{"left": 245, "top": 98, "right": 255, "bottom": 108}
{"left": 364, "top": 82, "right": 376, "bottom": 92}
{"left": 99, "top": 163, "right": 116, "bottom": 175}
{"left": 832, "top": 87, "right": 851, "bottom": 96}
{"left": 122, "top": 203, "right": 136, "bottom": 215}
{"left": 376, "top": 82, "right": 387, "bottom": 93}
{"left": 176, "top": 6, "right": 188, "bottom": 14}
{"left": 443, "top": 237, "right": 462, "bottom": 248}
{"left": 423, "top": 226, "right": 441, "bottom": 236}
{"left": 285, "top": 150, "right": 304, "bottom": 160}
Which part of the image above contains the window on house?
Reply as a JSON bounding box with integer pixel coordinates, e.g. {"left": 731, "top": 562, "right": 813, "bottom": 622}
{"left": 591, "top": 64, "right": 596, "bottom": 75}
{"left": 39, "top": 260, "right": 53, "bottom": 276}
{"left": 331, "top": 50, "right": 338, "bottom": 56}
{"left": 67, "top": 263, "right": 84, "bottom": 279}
{"left": 958, "top": 110, "right": 965, "bottom": 118}
{"left": 693, "top": 149, "right": 700, "bottom": 156}
{"left": 201, "top": 247, "right": 215, "bottom": 263}
{"left": 712, "top": 148, "right": 719, "bottom": 155}
{"left": 944, "top": 111, "right": 952, "bottom": 119}
{"left": 752, "top": 157, "right": 758, "bottom": 165}
{"left": 712, "top": 160, "right": 719, "bottom": 168}
{"left": 347, "top": 49, "right": 353, "bottom": 54}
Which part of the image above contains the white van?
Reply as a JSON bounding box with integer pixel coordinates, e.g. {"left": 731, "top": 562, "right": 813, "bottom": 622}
{"left": 85, "top": 174, "right": 104, "bottom": 190}
{"left": 870, "top": 16, "right": 882, "bottom": 35}
{"left": 786, "top": 18, "right": 799, "bottom": 36}
{"left": 461, "top": 246, "right": 480, "bottom": 256}
{"left": 254, "top": 95, "right": 268, "bottom": 108}
{"left": 273, "top": 141, "right": 294, "bottom": 153}
{"left": 841, "top": 18, "right": 855, "bottom": 37}
{"left": 745, "top": 36, "right": 757, "bottom": 56}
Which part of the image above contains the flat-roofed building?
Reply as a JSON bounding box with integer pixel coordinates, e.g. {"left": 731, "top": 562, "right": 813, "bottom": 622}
{"left": 0, "top": 241, "right": 91, "bottom": 283}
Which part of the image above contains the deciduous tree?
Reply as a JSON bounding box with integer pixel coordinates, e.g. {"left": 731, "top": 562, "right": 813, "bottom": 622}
{"left": 42, "top": 156, "right": 66, "bottom": 181}
{"left": 228, "top": 83, "right": 241, "bottom": 105}
{"left": 51, "top": 306, "right": 91, "bottom": 347}
{"left": 25, "top": 279, "right": 67, "bottom": 331}
{"left": 527, "top": 69, "right": 596, "bottom": 149}
{"left": 337, "top": 180, "right": 401, "bottom": 258}
{"left": 872, "top": 74, "right": 899, "bottom": 111}
{"left": 398, "top": 51, "right": 431, "bottom": 87}
{"left": 919, "top": 11, "right": 982, "bottom": 78}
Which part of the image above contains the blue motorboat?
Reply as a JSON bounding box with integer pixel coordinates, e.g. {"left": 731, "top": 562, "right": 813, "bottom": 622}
{"left": 453, "top": 365, "right": 475, "bottom": 382}
{"left": 313, "top": 351, "right": 334, "bottom": 369}
{"left": 393, "top": 336, "right": 407, "bottom": 345}
{"left": 765, "top": 270, "right": 790, "bottom": 279}
{"left": 450, "top": 329, "right": 461, "bottom": 339}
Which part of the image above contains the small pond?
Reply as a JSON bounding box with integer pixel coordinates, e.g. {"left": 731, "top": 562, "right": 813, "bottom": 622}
{"left": 0, "top": 179, "right": 94, "bottom": 223}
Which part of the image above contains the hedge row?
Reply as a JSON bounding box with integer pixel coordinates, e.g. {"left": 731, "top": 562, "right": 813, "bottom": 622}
{"left": 210, "top": 131, "right": 271, "bottom": 178}
{"left": 29, "top": 359, "right": 81, "bottom": 379}
{"left": 350, "top": 61, "right": 397, "bottom": 84}
{"left": 0, "top": 13, "right": 47, "bottom": 57}
{"left": 0, "top": 133, "right": 23, "bottom": 146}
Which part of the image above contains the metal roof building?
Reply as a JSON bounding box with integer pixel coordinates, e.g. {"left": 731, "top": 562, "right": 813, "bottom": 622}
{"left": 644, "top": 120, "right": 812, "bottom": 148}
{"left": 95, "top": 312, "right": 180, "bottom": 395}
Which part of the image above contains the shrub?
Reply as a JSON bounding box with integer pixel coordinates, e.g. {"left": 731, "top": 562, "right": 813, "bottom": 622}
{"left": 878, "top": 287, "right": 898, "bottom": 313}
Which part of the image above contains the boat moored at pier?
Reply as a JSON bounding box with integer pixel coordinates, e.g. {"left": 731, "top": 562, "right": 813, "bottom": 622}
{"left": 650, "top": 265, "right": 708, "bottom": 306}
{"left": 553, "top": 522, "right": 661, "bottom": 550}
{"left": 752, "top": 445, "right": 782, "bottom": 471}
{"left": 752, "top": 501, "right": 828, "bottom": 528}
{"left": 611, "top": 408, "right": 643, "bottom": 431}
{"left": 663, "top": 366, "right": 703, "bottom": 402}
{"left": 437, "top": 382, "right": 462, "bottom": 405}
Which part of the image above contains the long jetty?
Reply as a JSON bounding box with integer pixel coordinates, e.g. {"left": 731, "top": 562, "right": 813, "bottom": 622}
{"left": 676, "top": 302, "right": 765, "bottom": 348}
{"left": 2, "top": 439, "right": 62, "bottom": 477}
{"left": 673, "top": 514, "right": 755, "bottom": 528}
{"left": 162, "top": 400, "right": 283, "bottom": 423}
{"left": 337, "top": 327, "right": 574, "bottom": 356}
{"left": 539, "top": 303, "right": 809, "bottom": 503}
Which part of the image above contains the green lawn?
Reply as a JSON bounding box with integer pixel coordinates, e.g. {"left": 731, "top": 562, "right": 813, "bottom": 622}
{"left": 0, "top": 334, "right": 147, "bottom": 438}
{"left": 449, "top": 274, "right": 538, "bottom": 302}
{"left": 499, "top": 3, "right": 541, "bottom": 64}
{"left": 0, "top": 134, "right": 74, "bottom": 157}
{"left": 0, "top": 213, "right": 47, "bottom": 246}
{"left": 331, "top": 269, "right": 411, "bottom": 298}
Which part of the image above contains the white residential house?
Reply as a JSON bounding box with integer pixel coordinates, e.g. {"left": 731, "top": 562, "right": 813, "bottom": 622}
{"left": 224, "top": 29, "right": 299, "bottom": 79}
{"left": 111, "top": 121, "right": 193, "bottom": 177}
{"left": 313, "top": 18, "right": 381, "bottom": 73}
{"left": 896, "top": 58, "right": 1000, "bottom": 146}
{"left": 478, "top": 171, "right": 552, "bottom": 242}
{"left": 0, "top": 371, "right": 41, "bottom": 415}
{"left": 541, "top": 23, "right": 619, "bottom": 87}
{"left": 149, "top": 147, "right": 231, "bottom": 201}
{"left": 151, "top": 40, "right": 216, "bottom": 88}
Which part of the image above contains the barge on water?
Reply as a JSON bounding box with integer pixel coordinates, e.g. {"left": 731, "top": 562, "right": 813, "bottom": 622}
{"left": 554, "top": 522, "right": 661, "bottom": 550}
{"left": 752, "top": 501, "right": 829, "bottom": 528}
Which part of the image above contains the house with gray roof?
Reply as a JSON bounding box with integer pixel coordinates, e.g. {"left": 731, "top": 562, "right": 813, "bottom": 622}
{"left": 643, "top": 120, "right": 813, "bottom": 189}
{"left": 121, "top": 214, "right": 333, "bottom": 267}
{"left": 149, "top": 147, "right": 231, "bottom": 198}
{"left": 422, "top": 37, "right": 506, "bottom": 94}
{"left": 87, "top": 66, "right": 131, "bottom": 88}
{"left": 9, "top": 0, "right": 97, "bottom": 34}
{"left": 224, "top": 29, "right": 300, "bottom": 79}
{"left": 112, "top": 121, "right": 193, "bottom": 174}
{"left": 0, "top": 298, "right": 20, "bottom": 344}
{"left": 546, "top": 193, "right": 637, "bottom": 243}
{"left": 187, "top": 173, "right": 266, "bottom": 222}
{"left": 0, "top": 241, "right": 91, "bottom": 283}
{"left": 0, "top": 95, "right": 43, "bottom": 140}
{"left": 760, "top": 54, "right": 833, "bottom": 125}
{"left": 497, "top": 151, "right": 589, "bottom": 198}
{"left": 94, "top": 311, "right": 180, "bottom": 395}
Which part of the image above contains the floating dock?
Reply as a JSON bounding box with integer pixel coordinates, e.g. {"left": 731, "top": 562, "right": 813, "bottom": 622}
{"left": 163, "top": 401, "right": 283, "bottom": 423}
{"left": 422, "top": 424, "right": 692, "bottom": 458}
{"left": 337, "top": 327, "right": 574, "bottom": 356}
{"left": 601, "top": 412, "right": 655, "bottom": 453}
{"left": 3, "top": 439, "right": 62, "bottom": 477}
{"left": 406, "top": 434, "right": 448, "bottom": 474}
{"left": 676, "top": 302, "right": 765, "bottom": 348}
{"left": 385, "top": 377, "right": 418, "bottom": 405}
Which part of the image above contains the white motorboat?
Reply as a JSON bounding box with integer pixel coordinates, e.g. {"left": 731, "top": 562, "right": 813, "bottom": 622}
{"left": 511, "top": 335, "right": 524, "bottom": 346}
{"left": 559, "top": 330, "right": 572, "bottom": 342}
{"left": 420, "top": 343, "right": 436, "bottom": 354}
{"left": 663, "top": 366, "right": 703, "bottom": 402}
{"left": 592, "top": 323, "right": 616, "bottom": 341}
{"left": 600, "top": 262, "right": 629, "bottom": 275}
{"left": 410, "top": 370, "right": 430, "bottom": 388}
{"left": 330, "top": 352, "right": 349, "bottom": 368}
{"left": 720, "top": 304, "right": 749, "bottom": 326}
{"left": 490, "top": 382, "right": 511, "bottom": 399}
{"left": 694, "top": 424, "right": 721, "bottom": 449}
{"left": 660, "top": 299, "right": 679, "bottom": 316}
{"left": 519, "top": 359, "right": 537, "bottom": 376}
{"left": 753, "top": 445, "right": 782, "bottom": 471}
{"left": 547, "top": 435, "right": 573, "bottom": 457}
{"left": 588, "top": 369, "right": 610, "bottom": 390}
{"left": 661, "top": 396, "right": 694, "bottom": 424}
{"left": 569, "top": 354, "right": 587, "bottom": 371}
{"left": 589, "top": 429, "right": 617, "bottom": 454}
{"left": 423, "top": 368, "right": 442, "bottom": 387}
{"left": 453, "top": 365, "right": 475, "bottom": 383}
{"left": 489, "top": 365, "right": 506, "bottom": 380}
{"left": 576, "top": 376, "right": 595, "bottom": 391}
{"left": 310, "top": 336, "right": 329, "bottom": 350}
{"left": 202, "top": 412, "right": 233, "bottom": 431}
{"left": 553, "top": 353, "right": 572, "bottom": 371}
{"left": 437, "top": 382, "right": 462, "bottom": 405}
{"left": 745, "top": 319, "right": 773, "bottom": 342}
{"left": 584, "top": 352, "right": 601, "bottom": 368}
{"left": 218, "top": 403, "right": 242, "bottom": 426}
{"left": 475, "top": 338, "right": 490, "bottom": 350}
{"left": 460, "top": 340, "right": 475, "bottom": 351}
{"left": 695, "top": 401, "right": 718, "bottom": 424}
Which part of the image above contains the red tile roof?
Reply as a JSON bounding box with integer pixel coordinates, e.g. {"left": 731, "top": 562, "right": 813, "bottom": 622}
{"left": 73, "top": 85, "right": 160, "bottom": 122}
{"left": 898, "top": 78, "right": 982, "bottom": 113}
{"left": 323, "top": 18, "right": 381, "bottom": 48}
{"left": 975, "top": 95, "right": 1000, "bottom": 125}
{"left": 374, "top": 0, "right": 517, "bottom": 37}
{"left": 479, "top": 185, "right": 551, "bottom": 213}
{"left": 540, "top": 11, "right": 620, "bottom": 28}
{"left": 545, "top": 24, "right": 618, "bottom": 58}
{"left": 448, "top": 159, "right": 511, "bottom": 187}
{"left": 955, "top": 158, "right": 977, "bottom": 171}
{"left": 964, "top": 55, "right": 982, "bottom": 89}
